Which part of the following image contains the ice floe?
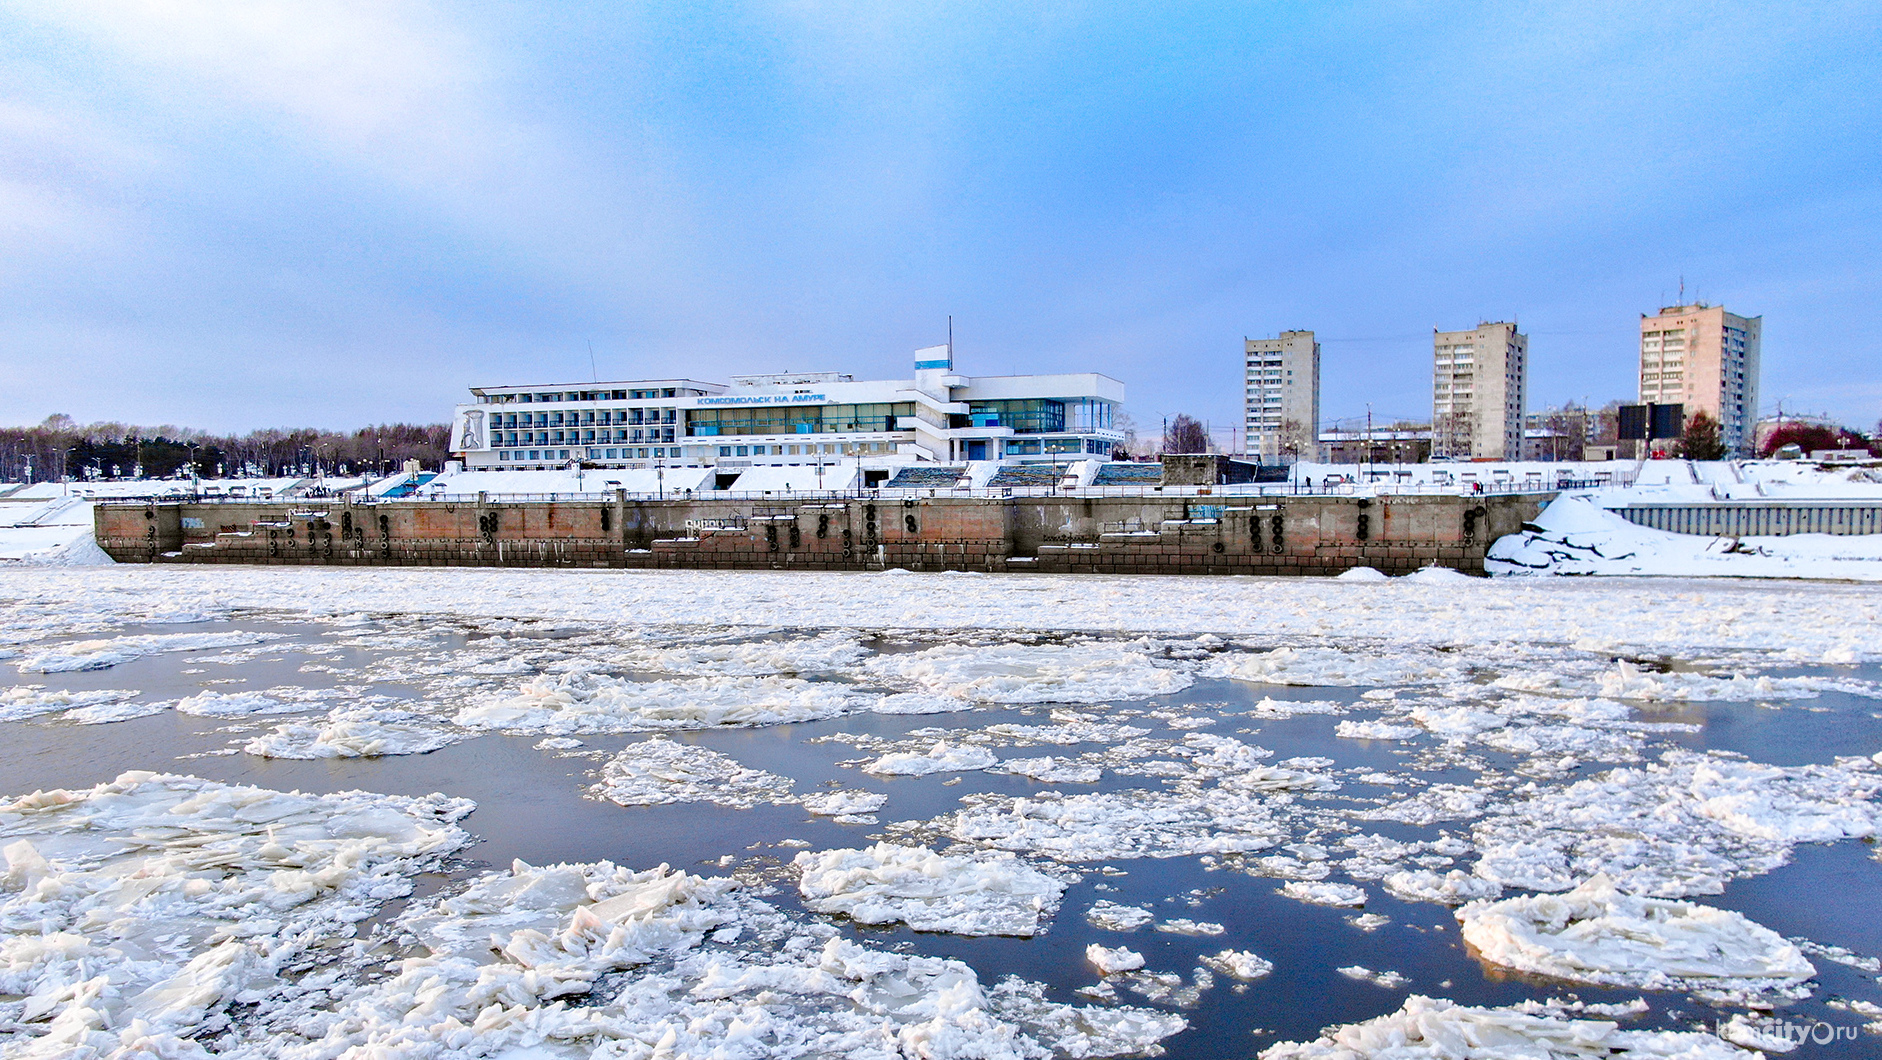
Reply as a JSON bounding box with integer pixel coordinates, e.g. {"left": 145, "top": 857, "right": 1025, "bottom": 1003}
{"left": 0, "top": 771, "right": 470, "bottom": 1055}
{"left": 1086, "top": 901, "right": 1155, "bottom": 932}
{"left": 242, "top": 707, "right": 460, "bottom": 758}
{"left": 863, "top": 641, "right": 1193, "bottom": 703}
{"left": 14, "top": 631, "right": 275, "bottom": 673}
{"left": 864, "top": 740, "right": 1000, "bottom": 776}
{"left": 1259, "top": 994, "right": 1752, "bottom": 1059}
{"left": 1086, "top": 944, "right": 1146, "bottom": 974}
{"left": 793, "top": 842, "right": 1064, "bottom": 936}
{"left": 1472, "top": 749, "right": 1882, "bottom": 896}
{"left": 1210, "top": 646, "right": 1465, "bottom": 687}
{"left": 934, "top": 787, "right": 1284, "bottom": 861}
{"left": 1457, "top": 875, "right": 1816, "bottom": 993}
{"left": 1281, "top": 881, "right": 1368, "bottom": 907}
{"left": 591, "top": 736, "right": 798, "bottom": 809}
{"left": 456, "top": 672, "right": 867, "bottom": 733}
{"left": 1200, "top": 949, "right": 1273, "bottom": 980}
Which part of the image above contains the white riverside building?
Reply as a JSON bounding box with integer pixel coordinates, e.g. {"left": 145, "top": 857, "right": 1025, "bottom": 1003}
{"left": 448, "top": 347, "right": 1126, "bottom": 476}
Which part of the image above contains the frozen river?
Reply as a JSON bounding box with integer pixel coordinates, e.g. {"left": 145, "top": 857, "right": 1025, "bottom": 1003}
{"left": 2, "top": 567, "right": 1880, "bottom": 1058}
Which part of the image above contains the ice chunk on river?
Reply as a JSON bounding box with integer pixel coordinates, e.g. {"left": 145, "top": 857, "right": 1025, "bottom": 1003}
{"left": 243, "top": 707, "right": 459, "bottom": 758}
{"left": 592, "top": 736, "right": 798, "bottom": 808}
{"left": 863, "top": 641, "right": 1193, "bottom": 703}
{"left": 1259, "top": 994, "right": 1752, "bottom": 1059}
{"left": 794, "top": 842, "right": 1064, "bottom": 936}
{"left": 0, "top": 771, "right": 470, "bottom": 1054}
{"left": 1457, "top": 874, "right": 1815, "bottom": 992}
{"left": 456, "top": 671, "right": 866, "bottom": 732}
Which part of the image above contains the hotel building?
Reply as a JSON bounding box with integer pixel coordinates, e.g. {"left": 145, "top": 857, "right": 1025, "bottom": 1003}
{"left": 448, "top": 347, "right": 1125, "bottom": 470}
{"left": 1637, "top": 303, "right": 1761, "bottom": 455}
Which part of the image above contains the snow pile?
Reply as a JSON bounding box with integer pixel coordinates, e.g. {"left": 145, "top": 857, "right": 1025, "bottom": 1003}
{"left": 7, "top": 529, "right": 115, "bottom": 567}
{"left": 1335, "top": 566, "right": 1388, "bottom": 582}
{"left": 793, "top": 843, "right": 1065, "bottom": 936}
{"left": 242, "top": 707, "right": 459, "bottom": 759}
{"left": 864, "top": 740, "right": 1000, "bottom": 776}
{"left": 592, "top": 737, "right": 798, "bottom": 809}
{"left": 1259, "top": 994, "right": 1752, "bottom": 1059}
{"left": 935, "top": 787, "right": 1284, "bottom": 861}
{"left": 1457, "top": 875, "right": 1815, "bottom": 993}
{"left": 1210, "top": 646, "right": 1463, "bottom": 687}
{"left": 1473, "top": 750, "right": 1882, "bottom": 896}
{"left": 863, "top": 642, "right": 1193, "bottom": 703}
{"left": 456, "top": 671, "right": 866, "bottom": 733}
{"left": 0, "top": 771, "right": 470, "bottom": 1055}
{"left": 1488, "top": 493, "right": 1882, "bottom": 582}
{"left": 1402, "top": 566, "right": 1474, "bottom": 584}
{"left": 16, "top": 630, "right": 273, "bottom": 673}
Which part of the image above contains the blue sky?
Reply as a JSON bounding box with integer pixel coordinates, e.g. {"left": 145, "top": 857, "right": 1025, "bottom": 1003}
{"left": 2, "top": 1, "right": 1877, "bottom": 438}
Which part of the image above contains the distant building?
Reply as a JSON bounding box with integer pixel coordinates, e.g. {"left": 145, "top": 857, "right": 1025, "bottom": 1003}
{"left": 1637, "top": 303, "right": 1761, "bottom": 455}
{"left": 1317, "top": 427, "right": 1432, "bottom": 465}
{"left": 1243, "top": 331, "right": 1320, "bottom": 462}
{"left": 1433, "top": 322, "right": 1527, "bottom": 460}
{"left": 1522, "top": 405, "right": 1595, "bottom": 461}
{"left": 449, "top": 348, "right": 1126, "bottom": 470}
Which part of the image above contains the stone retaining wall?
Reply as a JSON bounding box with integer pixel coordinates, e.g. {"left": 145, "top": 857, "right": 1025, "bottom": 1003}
{"left": 96, "top": 492, "right": 1547, "bottom": 575}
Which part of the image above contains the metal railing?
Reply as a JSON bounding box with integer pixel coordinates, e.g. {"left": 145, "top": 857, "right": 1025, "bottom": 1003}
{"left": 1612, "top": 503, "right": 1882, "bottom": 537}
{"left": 100, "top": 480, "right": 1567, "bottom": 506}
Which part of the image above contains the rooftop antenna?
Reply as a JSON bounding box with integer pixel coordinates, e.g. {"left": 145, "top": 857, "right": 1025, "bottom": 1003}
{"left": 587, "top": 340, "right": 598, "bottom": 382}
{"left": 1678, "top": 276, "right": 1685, "bottom": 305}
{"left": 947, "top": 315, "right": 953, "bottom": 362}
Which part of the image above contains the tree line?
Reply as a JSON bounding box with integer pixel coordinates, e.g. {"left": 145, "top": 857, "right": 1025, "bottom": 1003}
{"left": 0, "top": 415, "right": 451, "bottom": 482}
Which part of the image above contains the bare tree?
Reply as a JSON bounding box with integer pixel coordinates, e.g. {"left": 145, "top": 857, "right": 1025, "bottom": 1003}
{"left": 1162, "top": 414, "right": 1209, "bottom": 455}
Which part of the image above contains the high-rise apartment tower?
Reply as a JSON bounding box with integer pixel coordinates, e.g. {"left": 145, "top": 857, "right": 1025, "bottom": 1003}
{"left": 1432, "top": 321, "right": 1527, "bottom": 460}
{"left": 1243, "top": 330, "right": 1320, "bottom": 462}
{"left": 1637, "top": 303, "right": 1760, "bottom": 455}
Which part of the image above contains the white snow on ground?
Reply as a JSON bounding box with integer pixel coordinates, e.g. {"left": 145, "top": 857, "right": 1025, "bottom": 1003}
{"left": 793, "top": 842, "right": 1065, "bottom": 936}
{"left": 864, "top": 740, "right": 1000, "bottom": 776}
{"left": 242, "top": 707, "right": 460, "bottom": 758}
{"left": 0, "top": 771, "right": 471, "bottom": 1057}
{"left": 1258, "top": 995, "right": 1753, "bottom": 1059}
{"left": 15, "top": 631, "right": 274, "bottom": 673}
{"left": 1457, "top": 875, "right": 1816, "bottom": 994}
{"left": 863, "top": 642, "right": 1193, "bottom": 703}
{"left": 591, "top": 736, "right": 798, "bottom": 808}
{"left": 455, "top": 671, "right": 867, "bottom": 733}
{"left": 1472, "top": 750, "right": 1882, "bottom": 896}
{"left": 1489, "top": 493, "right": 1882, "bottom": 581}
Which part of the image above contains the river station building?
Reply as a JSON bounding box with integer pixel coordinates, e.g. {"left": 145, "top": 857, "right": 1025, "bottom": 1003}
{"left": 449, "top": 347, "right": 1126, "bottom": 472}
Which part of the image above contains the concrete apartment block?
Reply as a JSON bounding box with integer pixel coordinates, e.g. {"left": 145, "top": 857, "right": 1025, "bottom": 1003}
{"left": 1433, "top": 322, "right": 1527, "bottom": 460}
{"left": 1637, "top": 303, "right": 1761, "bottom": 455}
{"left": 1244, "top": 330, "right": 1321, "bottom": 462}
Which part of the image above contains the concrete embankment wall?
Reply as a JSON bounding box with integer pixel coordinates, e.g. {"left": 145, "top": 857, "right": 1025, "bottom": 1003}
{"left": 96, "top": 492, "right": 1548, "bottom": 575}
